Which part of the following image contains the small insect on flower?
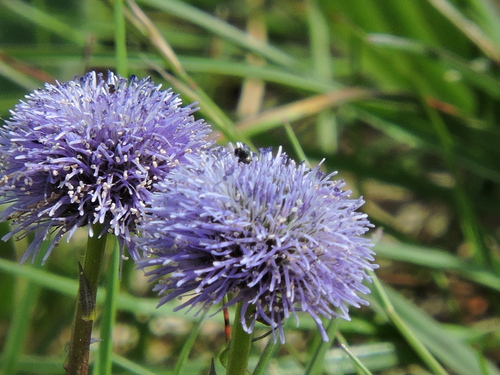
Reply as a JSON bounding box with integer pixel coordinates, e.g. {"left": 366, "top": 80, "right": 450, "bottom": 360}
{"left": 234, "top": 146, "right": 252, "bottom": 164}
{"left": 137, "top": 144, "right": 377, "bottom": 343}
{"left": 0, "top": 71, "right": 213, "bottom": 263}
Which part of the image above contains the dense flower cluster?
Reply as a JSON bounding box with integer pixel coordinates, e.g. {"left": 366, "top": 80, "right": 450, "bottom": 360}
{"left": 138, "top": 144, "right": 376, "bottom": 342}
{"left": 0, "top": 71, "right": 212, "bottom": 263}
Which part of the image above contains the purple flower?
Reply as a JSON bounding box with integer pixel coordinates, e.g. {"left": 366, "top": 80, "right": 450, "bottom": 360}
{"left": 0, "top": 71, "right": 213, "bottom": 263}
{"left": 138, "top": 144, "right": 376, "bottom": 342}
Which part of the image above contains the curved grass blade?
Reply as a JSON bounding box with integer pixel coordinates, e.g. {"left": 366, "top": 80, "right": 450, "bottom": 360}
{"left": 370, "top": 274, "right": 500, "bottom": 375}
{"left": 134, "top": 0, "right": 298, "bottom": 68}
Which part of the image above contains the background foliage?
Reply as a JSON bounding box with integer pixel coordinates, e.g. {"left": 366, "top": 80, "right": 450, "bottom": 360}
{"left": 1, "top": 0, "right": 500, "bottom": 374}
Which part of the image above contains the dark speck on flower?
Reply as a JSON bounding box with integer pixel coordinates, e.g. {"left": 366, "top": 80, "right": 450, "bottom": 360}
{"left": 0, "top": 71, "right": 213, "bottom": 263}
{"left": 234, "top": 145, "right": 253, "bottom": 164}
{"left": 137, "top": 144, "right": 377, "bottom": 343}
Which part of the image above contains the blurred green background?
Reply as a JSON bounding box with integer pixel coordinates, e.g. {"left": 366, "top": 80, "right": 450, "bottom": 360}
{"left": 1, "top": 0, "right": 500, "bottom": 374}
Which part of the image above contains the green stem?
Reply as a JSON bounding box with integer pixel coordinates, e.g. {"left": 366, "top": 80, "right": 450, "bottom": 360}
{"left": 226, "top": 303, "right": 253, "bottom": 375}
{"left": 65, "top": 223, "right": 108, "bottom": 375}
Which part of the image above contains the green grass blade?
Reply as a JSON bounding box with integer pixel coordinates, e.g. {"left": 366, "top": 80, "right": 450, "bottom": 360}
{"left": 0, "top": 257, "right": 219, "bottom": 320}
{"left": 305, "top": 318, "right": 341, "bottom": 375}
{"left": 1, "top": 268, "right": 41, "bottom": 374}
{"left": 387, "top": 285, "right": 500, "bottom": 375}
{"left": 114, "top": 0, "right": 128, "bottom": 77}
{"left": 427, "top": 0, "right": 500, "bottom": 62}
{"left": 424, "top": 103, "right": 494, "bottom": 270}
{"left": 369, "top": 273, "right": 449, "bottom": 375}
{"left": 173, "top": 311, "right": 206, "bottom": 375}
{"left": 93, "top": 239, "right": 120, "bottom": 375}
{"left": 374, "top": 243, "right": 500, "bottom": 292}
{"left": 371, "top": 276, "right": 500, "bottom": 375}
{"left": 134, "top": 0, "right": 299, "bottom": 68}
{"left": 367, "top": 33, "right": 500, "bottom": 98}
{"left": 323, "top": 342, "right": 398, "bottom": 374}
{"left": 307, "top": 0, "right": 338, "bottom": 153}
{"left": 179, "top": 57, "right": 338, "bottom": 93}
{"left": 283, "top": 121, "right": 309, "bottom": 164}
{"left": 0, "top": 59, "right": 41, "bottom": 91}
{"left": 0, "top": 258, "right": 78, "bottom": 296}
{"left": 0, "top": 355, "right": 65, "bottom": 374}
{"left": 252, "top": 337, "right": 278, "bottom": 375}
{"left": 467, "top": 0, "right": 500, "bottom": 47}
{"left": 151, "top": 65, "right": 246, "bottom": 144}
{"left": 475, "top": 347, "right": 492, "bottom": 375}
{"left": 335, "top": 332, "right": 373, "bottom": 375}
{"left": 307, "top": 0, "right": 333, "bottom": 79}
{"left": 1, "top": 0, "right": 87, "bottom": 46}
{"left": 352, "top": 106, "right": 500, "bottom": 184}
{"left": 112, "top": 353, "right": 158, "bottom": 375}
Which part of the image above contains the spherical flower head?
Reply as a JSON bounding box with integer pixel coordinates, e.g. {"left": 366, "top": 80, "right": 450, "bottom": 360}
{"left": 0, "top": 71, "right": 213, "bottom": 263}
{"left": 138, "top": 144, "right": 377, "bottom": 343}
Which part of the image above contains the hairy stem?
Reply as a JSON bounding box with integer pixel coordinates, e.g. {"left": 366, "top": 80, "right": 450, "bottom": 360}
{"left": 65, "top": 224, "right": 108, "bottom": 375}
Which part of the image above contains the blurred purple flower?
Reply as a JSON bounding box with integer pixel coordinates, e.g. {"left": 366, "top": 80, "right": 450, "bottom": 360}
{"left": 0, "top": 71, "right": 212, "bottom": 263}
{"left": 138, "top": 144, "right": 376, "bottom": 342}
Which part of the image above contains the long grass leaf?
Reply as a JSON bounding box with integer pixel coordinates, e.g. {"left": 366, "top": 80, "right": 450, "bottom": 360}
{"left": 134, "top": 0, "right": 298, "bottom": 68}
{"left": 379, "top": 284, "right": 500, "bottom": 375}
{"left": 427, "top": 0, "right": 500, "bottom": 62}
{"left": 114, "top": 0, "right": 128, "bottom": 77}
{"left": 112, "top": 353, "right": 158, "bottom": 375}
{"left": 0, "top": 257, "right": 219, "bottom": 320}
{"left": 386, "top": 287, "right": 500, "bottom": 375}
{"left": 93, "top": 240, "right": 120, "bottom": 375}
{"left": 173, "top": 311, "right": 206, "bottom": 375}
{"left": 0, "top": 59, "right": 42, "bottom": 91}
{"left": 252, "top": 338, "right": 278, "bottom": 375}
{"left": 367, "top": 33, "right": 500, "bottom": 98}
{"left": 305, "top": 318, "right": 341, "bottom": 375}
{"left": 375, "top": 243, "right": 500, "bottom": 292}
{"left": 370, "top": 273, "right": 449, "bottom": 375}
{"left": 1, "top": 0, "right": 87, "bottom": 46}
{"left": 335, "top": 332, "right": 373, "bottom": 375}
{"left": 424, "top": 103, "right": 494, "bottom": 270}
{"left": 1, "top": 265, "right": 41, "bottom": 374}
{"left": 307, "top": 0, "right": 337, "bottom": 153}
